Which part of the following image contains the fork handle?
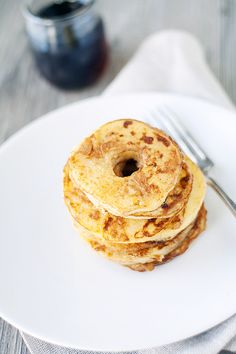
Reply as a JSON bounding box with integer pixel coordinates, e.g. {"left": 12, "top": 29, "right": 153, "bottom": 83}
{"left": 207, "top": 176, "right": 236, "bottom": 218}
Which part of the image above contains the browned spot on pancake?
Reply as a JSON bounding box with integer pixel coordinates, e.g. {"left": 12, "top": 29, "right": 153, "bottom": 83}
{"left": 160, "top": 154, "right": 180, "bottom": 173}
{"left": 78, "top": 137, "right": 93, "bottom": 156}
{"left": 141, "top": 135, "right": 154, "bottom": 144}
{"left": 150, "top": 183, "right": 160, "bottom": 193}
{"left": 70, "top": 201, "right": 77, "bottom": 209}
{"left": 161, "top": 202, "right": 169, "bottom": 209}
{"left": 161, "top": 199, "right": 181, "bottom": 215}
{"left": 180, "top": 175, "right": 190, "bottom": 189}
{"left": 89, "top": 210, "right": 100, "bottom": 220}
{"left": 131, "top": 131, "right": 135, "bottom": 136}
{"left": 104, "top": 217, "right": 113, "bottom": 231}
{"left": 141, "top": 218, "right": 165, "bottom": 237}
{"left": 132, "top": 172, "right": 153, "bottom": 194}
{"left": 90, "top": 148, "right": 102, "bottom": 158}
{"left": 90, "top": 240, "right": 106, "bottom": 252}
{"left": 155, "top": 166, "right": 171, "bottom": 174}
{"left": 104, "top": 218, "right": 129, "bottom": 241}
{"left": 155, "top": 133, "right": 170, "bottom": 147}
{"left": 142, "top": 231, "right": 149, "bottom": 237}
{"left": 128, "top": 263, "right": 156, "bottom": 272}
{"left": 123, "top": 120, "right": 133, "bottom": 128}
{"left": 100, "top": 140, "right": 117, "bottom": 153}
{"left": 170, "top": 193, "right": 182, "bottom": 201}
{"left": 116, "top": 216, "right": 124, "bottom": 225}
{"left": 173, "top": 215, "right": 181, "bottom": 223}
{"left": 119, "top": 134, "right": 124, "bottom": 137}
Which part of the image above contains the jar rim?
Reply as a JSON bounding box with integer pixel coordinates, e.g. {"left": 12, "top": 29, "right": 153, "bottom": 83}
{"left": 22, "top": 0, "right": 94, "bottom": 26}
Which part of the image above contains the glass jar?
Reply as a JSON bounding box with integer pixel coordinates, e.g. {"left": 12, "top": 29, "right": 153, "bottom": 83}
{"left": 23, "top": 0, "right": 107, "bottom": 89}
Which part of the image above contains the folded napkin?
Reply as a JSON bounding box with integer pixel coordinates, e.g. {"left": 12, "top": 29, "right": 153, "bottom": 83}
{"left": 22, "top": 30, "right": 236, "bottom": 354}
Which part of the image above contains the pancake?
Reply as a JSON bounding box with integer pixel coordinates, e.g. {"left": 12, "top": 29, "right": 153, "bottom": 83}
{"left": 77, "top": 205, "right": 207, "bottom": 271}
{"left": 124, "top": 159, "right": 193, "bottom": 219}
{"left": 63, "top": 156, "right": 205, "bottom": 243}
{"left": 128, "top": 204, "right": 207, "bottom": 271}
{"left": 68, "top": 119, "right": 183, "bottom": 217}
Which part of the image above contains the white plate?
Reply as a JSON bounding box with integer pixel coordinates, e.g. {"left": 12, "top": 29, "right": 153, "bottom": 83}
{"left": 0, "top": 93, "right": 236, "bottom": 351}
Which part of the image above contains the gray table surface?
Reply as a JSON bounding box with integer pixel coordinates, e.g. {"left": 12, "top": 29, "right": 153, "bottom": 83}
{"left": 1, "top": 0, "right": 236, "bottom": 353}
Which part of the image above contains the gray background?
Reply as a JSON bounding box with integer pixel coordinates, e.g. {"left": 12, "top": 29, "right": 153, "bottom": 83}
{"left": 0, "top": 0, "right": 236, "bottom": 352}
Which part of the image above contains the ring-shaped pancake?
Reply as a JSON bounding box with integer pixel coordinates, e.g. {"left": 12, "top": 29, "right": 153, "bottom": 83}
{"left": 68, "top": 119, "right": 183, "bottom": 217}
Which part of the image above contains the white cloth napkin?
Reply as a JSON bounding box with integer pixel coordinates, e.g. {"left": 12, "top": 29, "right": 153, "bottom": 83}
{"left": 104, "top": 30, "right": 233, "bottom": 109}
{"left": 22, "top": 30, "right": 236, "bottom": 354}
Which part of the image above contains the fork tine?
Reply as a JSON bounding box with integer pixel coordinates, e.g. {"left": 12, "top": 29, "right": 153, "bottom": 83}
{"left": 148, "top": 106, "right": 214, "bottom": 170}
{"left": 160, "top": 106, "right": 209, "bottom": 160}
{"left": 147, "top": 109, "right": 177, "bottom": 138}
{"left": 145, "top": 109, "right": 166, "bottom": 130}
{"left": 146, "top": 108, "right": 195, "bottom": 160}
{"left": 157, "top": 107, "right": 198, "bottom": 160}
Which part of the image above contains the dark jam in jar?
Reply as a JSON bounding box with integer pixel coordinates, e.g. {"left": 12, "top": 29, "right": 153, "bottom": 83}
{"left": 38, "top": 1, "right": 84, "bottom": 18}
{"left": 29, "top": 1, "right": 107, "bottom": 89}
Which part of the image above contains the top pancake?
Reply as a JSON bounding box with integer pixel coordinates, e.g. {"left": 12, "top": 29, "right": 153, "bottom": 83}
{"left": 68, "top": 119, "right": 183, "bottom": 217}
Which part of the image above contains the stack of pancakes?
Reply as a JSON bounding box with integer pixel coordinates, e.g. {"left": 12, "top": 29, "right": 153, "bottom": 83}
{"left": 64, "top": 119, "right": 206, "bottom": 271}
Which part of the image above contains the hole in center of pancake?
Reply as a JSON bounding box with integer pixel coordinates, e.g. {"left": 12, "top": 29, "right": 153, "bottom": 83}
{"left": 114, "top": 158, "right": 139, "bottom": 177}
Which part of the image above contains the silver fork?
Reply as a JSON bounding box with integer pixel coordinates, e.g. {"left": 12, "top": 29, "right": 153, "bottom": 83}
{"left": 147, "top": 106, "right": 236, "bottom": 218}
